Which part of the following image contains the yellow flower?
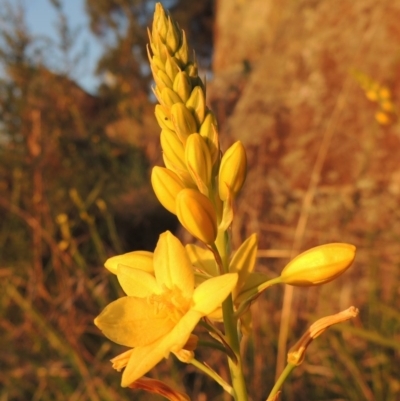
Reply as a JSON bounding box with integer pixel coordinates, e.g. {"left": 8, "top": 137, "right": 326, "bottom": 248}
{"left": 95, "top": 231, "right": 237, "bottom": 387}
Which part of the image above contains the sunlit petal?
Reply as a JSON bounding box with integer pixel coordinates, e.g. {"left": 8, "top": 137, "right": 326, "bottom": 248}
{"left": 154, "top": 231, "right": 194, "bottom": 297}
{"left": 94, "top": 297, "right": 174, "bottom": 347}
{"left": 192, "top": 273, "right": 238, "bottom": 315}
{"left": 117, "top": 265, "right": 159, "bottom": 297}
{"left": 121, "top": 309, "right": 202, "bottom": 386}
{"left": 105, "top": 251, "right": 154, "bottom": 274}
{"left": 185, "top": 244, "right": 218, "bottom": 276}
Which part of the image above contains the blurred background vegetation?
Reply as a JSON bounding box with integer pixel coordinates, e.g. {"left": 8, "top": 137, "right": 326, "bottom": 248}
{"left": 1, "top": 0, "right": 400, "bottom": 400}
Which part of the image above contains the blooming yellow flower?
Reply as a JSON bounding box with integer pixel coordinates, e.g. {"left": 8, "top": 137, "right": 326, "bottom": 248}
{"left": 95, "top": 231, "right": 238, "bottom": 387}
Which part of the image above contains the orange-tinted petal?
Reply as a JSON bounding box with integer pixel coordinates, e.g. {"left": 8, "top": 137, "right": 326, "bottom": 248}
{"left": 192, "top": 273, "right": 238, "bottom": 315}
{"left": 117, "top": 265, "right": 159, "bottom": 297}
{"left": 153, "top": 231, "right": 194, "bottom": 298}
{"left": 94, "top": 297, "right": 174, "bottom": 348}
{"left": 121, "top": 309, "right": 202, "bottom": 386}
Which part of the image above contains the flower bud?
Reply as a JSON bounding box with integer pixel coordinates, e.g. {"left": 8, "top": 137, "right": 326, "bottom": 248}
{"left": 199, "top": 111, "right": 219, "bottom": 165}
{"left": 280, "top": 243, "right": 356, "bottom": 286}
{"left": 186, "top": 86, "right": 206, "bottom": 126}
{"left": 185, "top": 133, "right": 212, "bottom": 195}
{"left": 175, "top": 30, "right": 189, "bottom": 65}
{"left": 160, "top": 129, "right": 186, "bottom": 171}
{"left": 170, "top": 103, "right": 198, "bottom": 144}
{"left": 151, "top": 166, "right": 185, "bottom": 214}
{"left": 176, "top": 189, "right": 217, "bottom": 244}
{"left": 164, "top": 54, "right": 180, "bottom": 82}
{"left": 160, "top": 87, "right": 182, "bottom": 108}
{"left": 153, "top": 3, "right": 168, "bottom": 38}
{"left": 165, "top": 17, "right": 180, "bottom": 54}
{"left": 218, "top": 141, "right": 247, "bottom": 201}
{"left": 156, "top": 69, "right": 173, "bottom": 90}
{"left": 173, "top": 71, "right": 192, "bottom": 103}
{"left": 185, "top": 62, "right": 198, "bottom": 78}
{"left": 155, "top": 105, "right": 174, "bottom": 131}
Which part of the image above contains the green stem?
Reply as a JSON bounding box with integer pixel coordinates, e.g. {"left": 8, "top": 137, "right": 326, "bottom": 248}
{"left": 266, "top": 363, "right": 296, "bottom": 401}
{"left": 222, "top": 295, "right": 248, "bottom": 401}
{"left": 191, "top": 358, "right": 234, "bottom": 396}
{"left": 215, "top": 229, "right": 249, "bottom": 401}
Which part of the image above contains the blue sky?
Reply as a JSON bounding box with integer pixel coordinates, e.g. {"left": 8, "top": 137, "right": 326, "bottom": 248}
{"left": 23, "top": 0, "right": 103, "bottom": 93}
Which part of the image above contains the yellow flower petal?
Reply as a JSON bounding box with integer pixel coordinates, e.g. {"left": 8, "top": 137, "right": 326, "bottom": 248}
{"left": 117, "top": 265, "right": 159, "bottom": 297}
{"left": 185, "top": 244, "right": 218, "bottom": 276}
{"left": 192, "top": 273, "right": 238, "bottom": 315}
{"left": 121, "top": 309, "right": 202, "bottom": 387}
{"left": 105, "top": 251, "right": 153, "bottom": 275}
{"left": 154, "top": 231, "right": 194, "bottom": 298}
{"left": 229, "top": 233, "right": 258, "bottom": 293}
{"left": 94, "top": 297, "right": 174, "bottom": 348}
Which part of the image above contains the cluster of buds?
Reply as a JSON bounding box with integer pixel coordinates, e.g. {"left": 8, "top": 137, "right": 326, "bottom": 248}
{"left": 354, "top": 71, "right": 397, "bottom": 126}
{"left": 148, "top": 3, "right": 247, "bottom": 244}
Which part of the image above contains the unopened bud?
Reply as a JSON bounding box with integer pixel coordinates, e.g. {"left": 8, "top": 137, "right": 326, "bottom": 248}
{"left": 151, "top": 166, "right": 185, "bottom": 214}
{"left": 160, "top": 129, "right": 186, "bottom": 171}
{"left": 175, "top": 30, "right": 189, "bottom": 65}
{"left": 170, "top": 103, "right": 198, "bottom": 144}
{"left": 280, "top": 243, "right": 356, "bottom": 286}
{"left": 173, "top": 71, "right": 192, "bottom": 103}
{"left": 185, "top": 133, "right": 212, "bottom": 195}
{"left": 218, "top": 141, "right": 247, "bottom": 201}
{"left": 199, "top": 111, "right": 219, "bottom": 165}
{"left": 164, "top": 54, "right": 180, "bottom": 82}
{"left": 165, "top": 17, "right": 180, "bottom": 54}
{"left": 160, "top": 87, "right": 182, "bottom": 107}
{"left": 186, "top": 86, "right": 206, "bottom": 126}
{"left": 155, "top": 69, "right": 173, "bottom": 90}
{"left": 155, "top": 105, "right": 174, "bottom": 131}
{"left": 176, "top": 189, "right": 217, "bottom": 244}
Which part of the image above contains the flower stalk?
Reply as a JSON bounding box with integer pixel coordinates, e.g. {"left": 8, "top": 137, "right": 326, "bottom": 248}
{"left": 93, "top": 3, "right": 359, "bottom": 400}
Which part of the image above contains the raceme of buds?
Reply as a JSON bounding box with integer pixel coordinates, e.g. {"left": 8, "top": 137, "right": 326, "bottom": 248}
{"left": 219, "top": 141, "right": 247, "bottom": 201}
{"left": 280, "top": 243, "right": 356, "bottom": 286}
{"left": 185, "top": 133, "right": 213, "bottom": 195}
{"left": 151, "top": 166, "right": 186, "bottom": 214}
{"left": 176, "top": 189, "right": 217, "bottom": 244}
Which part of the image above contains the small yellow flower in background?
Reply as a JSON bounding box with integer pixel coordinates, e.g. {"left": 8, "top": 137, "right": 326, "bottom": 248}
{"left": 280, "top": 243, "right": 356, "bottom": 286}
{"left": 375, "top": 111, "right": 391, "bottom": 126}
{"left": 95, "top": 231, "right": 237, "bottom": 387}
